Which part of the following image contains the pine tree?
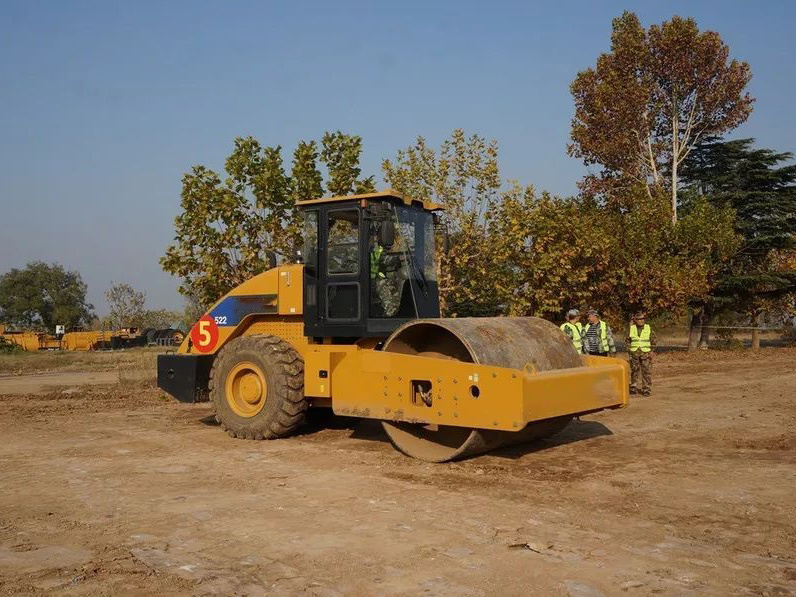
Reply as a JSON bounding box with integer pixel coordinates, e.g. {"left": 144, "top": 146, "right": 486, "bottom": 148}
{"left": 681, "top": 138, "right": 796, "bottom": 348}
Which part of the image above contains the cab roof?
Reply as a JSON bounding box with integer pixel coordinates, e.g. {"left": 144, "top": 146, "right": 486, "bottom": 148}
{"left": 295, "top": 189, "right": 443, "bottom": 212}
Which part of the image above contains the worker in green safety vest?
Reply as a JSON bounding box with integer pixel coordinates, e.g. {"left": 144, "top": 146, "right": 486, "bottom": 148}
{"left": 369, "top": 236, "right": 400, "bottom": 316}
{"left": 370, "top": 243, "right": 386, "bottom": 280}
{"left": 560, "top": 309, "right": 584, "bottom": 353}
{"left": 626, "top": 311, "right": 657, "bottom": 396}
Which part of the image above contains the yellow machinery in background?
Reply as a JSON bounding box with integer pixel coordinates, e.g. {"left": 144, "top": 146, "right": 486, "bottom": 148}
{"left": 1, "top": 327, "right": 184, "bottom": 352}
{"left": 157, "top": 190, "right": 628, "bottom": 461}
{"left": 1, "top": 328, "right": 60, "bottom": 351}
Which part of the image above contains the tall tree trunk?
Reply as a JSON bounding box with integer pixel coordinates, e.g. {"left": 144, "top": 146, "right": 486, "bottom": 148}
{"left": 671, "top": 161, "right": 678, "bottom": 225}
{"left": 688, "top": 308, "right": 703, "bottom": 351}
{"left": 750, "top": 310, "right": 761, "bottom": 351}
{"left": 671, "top": 108, "right": 679, "bottom": 225}
{"left": 698, "top": 323, "right": 711, "bottom": 349}
{"left": 698, "top": 306, "right": 713, "bottom": 349}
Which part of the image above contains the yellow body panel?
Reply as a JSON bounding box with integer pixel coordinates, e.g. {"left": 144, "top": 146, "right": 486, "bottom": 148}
{"left": 277, "top": 266, "right": 303, "bottom": 315}
{"left": 226, "top": 269, "right": 281, "bottom": 300}
{"left": 303, "top": 345, "right": 358, "bottom": 398}
{"left": 179, "top": 264, "right": 304, "bottom": 355}
{"left": 242, "top": 318, "right": 309, "bottom": 347}
{"left": 308, "top": 347, "right": 627, "bottom": 431}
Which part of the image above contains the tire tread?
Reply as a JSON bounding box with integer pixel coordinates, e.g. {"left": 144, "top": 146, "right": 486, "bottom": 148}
{"left": 209, "top": 335, "right": 307, "bottom": 440}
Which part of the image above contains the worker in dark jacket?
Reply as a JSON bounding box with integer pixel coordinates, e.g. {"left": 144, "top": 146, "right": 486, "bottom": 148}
{"left": 626, "top": 311, "right": 657, "bottom": 396}
{"left": 582, "top": 310, "right": 616, "bottom": 356}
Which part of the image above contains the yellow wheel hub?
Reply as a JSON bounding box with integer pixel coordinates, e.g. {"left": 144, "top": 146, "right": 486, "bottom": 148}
{"left": 225, "top": 362, "right": 267, "bottom": 417}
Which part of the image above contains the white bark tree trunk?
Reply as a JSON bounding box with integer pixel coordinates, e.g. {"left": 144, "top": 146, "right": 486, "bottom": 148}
{"left": 671, "top": 158, "right": 678, "bottom": 225}
{"left": 671, "top": 106, "right": 679, "bottom": 225}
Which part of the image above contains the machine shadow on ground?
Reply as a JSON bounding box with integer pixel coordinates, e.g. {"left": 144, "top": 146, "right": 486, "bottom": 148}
{"left": 196, "top": 411, "right": 611, "bottom": 461}
{"left": 346, "top": 417, "right": 612, "bottom": 460}
{"left": 488, "top": 419, "right": 613, "bottom": 460}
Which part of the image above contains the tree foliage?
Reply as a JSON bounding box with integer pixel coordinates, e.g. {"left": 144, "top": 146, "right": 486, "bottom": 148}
{"left": 139, "top": 308, "right": 181, "bottom": 330}
{"left": 321, "top": 131, "right": 377, "bottom": 196}
{"left": 569, "top": 11, "right": 753, "bottom": 222}
{"left": 105, "top": 282, "right": 147, "bottom": 329}
{"left": 0, "top": 262, "right": 94, "bottom": 331}
{"left": 161, "top": 132, "right": 374, "bottom": 306}
{"left": 384, "top": 130, "right": 739, "bottom": 322}
{"left": 383, "top": 129, "right": 502, "bottom": 315}
{"left": 486, "top": 186, "right": 613, "bottom": 317}
{"left": 681, "top": 138, "right": 796, "bottom": 317}
{"left": 600, "top": 188, "right": 738, "bottom": 319}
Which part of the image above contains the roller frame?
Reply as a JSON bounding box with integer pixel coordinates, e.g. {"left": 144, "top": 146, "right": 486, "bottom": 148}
{"left": 327, "top": 349, "right": 628, "bottom": 431}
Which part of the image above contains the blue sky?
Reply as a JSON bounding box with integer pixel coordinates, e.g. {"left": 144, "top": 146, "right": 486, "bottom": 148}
{"left": 1, "top": 0, "right": 794, "bottom": 314}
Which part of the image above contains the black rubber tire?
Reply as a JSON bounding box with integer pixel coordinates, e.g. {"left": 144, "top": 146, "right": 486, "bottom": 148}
{"left": 209, "top": 335, "right": 307, "bottom": 440}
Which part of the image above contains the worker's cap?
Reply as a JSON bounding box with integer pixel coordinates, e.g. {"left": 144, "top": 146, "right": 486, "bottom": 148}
{"left": 566, "top": 309, "right": 580, "bottom": 318}
{"left": 587, "top": 309, "right": 600, "bottom": 316}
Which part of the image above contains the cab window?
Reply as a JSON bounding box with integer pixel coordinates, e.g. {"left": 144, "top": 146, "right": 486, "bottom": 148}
{"left": 327, "top": 209, "right": 359, "bottom": 274}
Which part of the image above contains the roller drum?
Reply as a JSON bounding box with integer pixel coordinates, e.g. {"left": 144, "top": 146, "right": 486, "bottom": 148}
{"left": 381, "top": 317, "right": 580, "bottom": 462}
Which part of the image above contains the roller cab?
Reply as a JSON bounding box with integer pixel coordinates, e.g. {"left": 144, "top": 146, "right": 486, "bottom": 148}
{"left": 157, "top": 190, "right": 629, "bottom": 461}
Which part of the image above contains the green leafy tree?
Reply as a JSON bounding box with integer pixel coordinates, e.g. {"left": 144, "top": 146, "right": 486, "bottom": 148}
{"left": 569, "top": 11, "right": 754, "bottom": 223}
{"left": 487, "top": 185, "right": 614, "bottom": 318}
{"left": 0, "top": 262, "right": 94, "bottom": 331}
{"left": 291, "top": 140, "right": 324, "bottom": 202}
{"left": 162, "top": 133, "right": 375, "bottom": 306}
{"left": 139, "top": 309, "right": 182, "bottom": 330}
{"left": 105, "top": 282, "right": 146, "bottom": 329}
{"left": 489, "top": 184, "right": 737, "bottom": 324}
{"left": 321, "top": 131, "right": 376, "bottom": 195}
{"left": 383, "top": 129, "right": 502, "bottom": 315}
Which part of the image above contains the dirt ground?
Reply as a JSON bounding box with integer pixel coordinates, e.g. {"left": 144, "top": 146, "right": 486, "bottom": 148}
{"left": 0, "top": 349, "right": 794, "bottom": 596}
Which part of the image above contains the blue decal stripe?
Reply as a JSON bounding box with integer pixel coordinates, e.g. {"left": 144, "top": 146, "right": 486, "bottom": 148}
{"left": 209, "top": 295, "right": 277, "bottom": 326}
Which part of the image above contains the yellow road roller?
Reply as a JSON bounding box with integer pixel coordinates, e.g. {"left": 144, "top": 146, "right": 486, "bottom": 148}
{"left": 157, "top": 190, "right": 628, "bottom": 461}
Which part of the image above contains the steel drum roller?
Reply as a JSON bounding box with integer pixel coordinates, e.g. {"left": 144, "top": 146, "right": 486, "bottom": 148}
{"left": 381, "top": 317, "right": 581, "bottom": 462}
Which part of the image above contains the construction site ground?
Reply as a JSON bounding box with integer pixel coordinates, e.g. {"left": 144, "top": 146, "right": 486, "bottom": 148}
{"left": 0, "top": 348, "right": 794, "bottom": 596}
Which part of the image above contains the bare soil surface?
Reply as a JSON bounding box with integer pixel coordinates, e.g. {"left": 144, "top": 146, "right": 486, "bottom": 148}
{"left": 0, "top": 349, "right": 794, "bottom": 595}
{"left": 0, "top": 371, "right": 119, "bottom": 395}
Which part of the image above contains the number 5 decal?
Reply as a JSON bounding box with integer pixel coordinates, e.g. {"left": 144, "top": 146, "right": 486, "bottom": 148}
{"left": 190, "top": 315, "right": 219, "bottom": 353}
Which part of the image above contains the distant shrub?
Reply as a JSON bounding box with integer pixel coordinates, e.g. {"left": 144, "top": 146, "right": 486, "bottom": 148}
{"left": 714, "top": 328, "right": 744, "bottom": 350}
{"left": 0, "top": 337, "right": 23, "bottom": 353}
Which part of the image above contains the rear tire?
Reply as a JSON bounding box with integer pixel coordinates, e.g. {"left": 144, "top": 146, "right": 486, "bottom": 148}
{"left": 210, "top": 335, "right": 306, "bottom": 439}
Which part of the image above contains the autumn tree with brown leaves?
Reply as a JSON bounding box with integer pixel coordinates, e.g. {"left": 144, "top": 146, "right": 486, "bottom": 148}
{"left": 569, "top": 11, "right": 754, "bottom": 223}
{"left": 383, "top": 130, "right": 737, "bottom": 322}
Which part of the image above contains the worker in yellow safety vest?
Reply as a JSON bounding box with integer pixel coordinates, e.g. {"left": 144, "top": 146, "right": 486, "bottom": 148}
{"left": 560, "top": 309, "right": 584, "bottom": 353}
{"left": 626, "top": 311, "right": 657, "bottom": 396}
{"left": 582, "top": 309, "right": 616, "bottom": 356}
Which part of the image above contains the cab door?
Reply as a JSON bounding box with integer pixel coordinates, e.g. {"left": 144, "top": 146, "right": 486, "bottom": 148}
{"left": 301, "top": 209, "right": 320, "bottom": 326}
{"left": 303, "top": 204, "right": 367, "bottom": 338}
{"left": 322, "top": 207, "right": 363, "bottom": 331}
